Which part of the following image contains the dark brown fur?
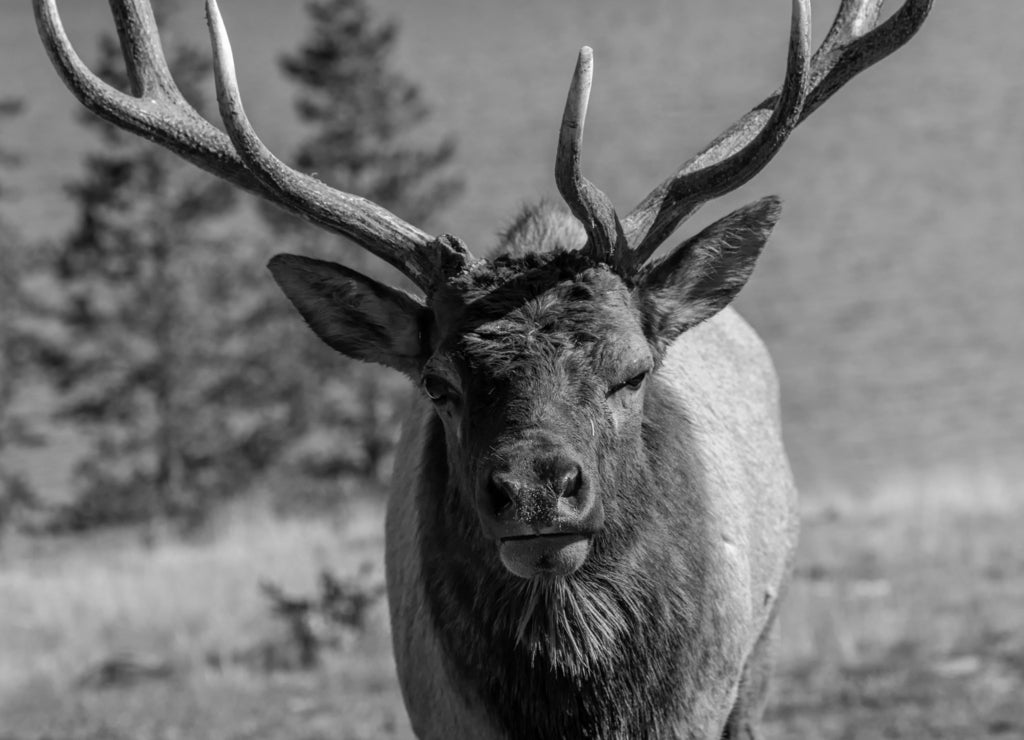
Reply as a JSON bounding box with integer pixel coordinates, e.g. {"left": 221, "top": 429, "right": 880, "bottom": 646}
{"left": 418, "top": 384, "right": 736, "bottom": 738}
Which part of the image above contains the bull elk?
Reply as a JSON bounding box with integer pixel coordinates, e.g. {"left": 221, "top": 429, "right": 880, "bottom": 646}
{"left": 35, "top": 0, "right": 932, "bottom": 737}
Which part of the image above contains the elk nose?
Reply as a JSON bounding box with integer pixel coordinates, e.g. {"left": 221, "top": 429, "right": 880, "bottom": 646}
{"left": 481, "top": 456, "right": 597, "bottom": 539}
{"left": 486, "top": 458, "right": 582, "bottom": 514}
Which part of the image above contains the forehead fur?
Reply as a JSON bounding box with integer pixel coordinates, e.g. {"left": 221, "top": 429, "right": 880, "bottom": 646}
{"left": 433, "top": 251, "right": 645, "bottom": 378}
{"left": 426, "top": 204, "right": 650, "bottom": 377}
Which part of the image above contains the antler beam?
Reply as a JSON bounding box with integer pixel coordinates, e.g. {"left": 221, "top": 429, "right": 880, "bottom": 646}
{"left": 34, "top": 0, "right": 474, "bottom": 292}
{"left": 619, "top": 0, "right": 934, "bottom": 265}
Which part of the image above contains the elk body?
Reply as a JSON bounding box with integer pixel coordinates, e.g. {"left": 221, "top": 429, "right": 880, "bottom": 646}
{"left": 35, "top": 0, "right": 932, "bottom": 737}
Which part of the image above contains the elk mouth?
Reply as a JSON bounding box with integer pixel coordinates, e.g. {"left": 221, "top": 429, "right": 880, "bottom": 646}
{"left": 498, "top": 532, "right": 591, "bottom": 579}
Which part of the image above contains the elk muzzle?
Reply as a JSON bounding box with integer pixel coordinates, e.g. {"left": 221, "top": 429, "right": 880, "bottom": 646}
{"left": 479, "top": 444, "right": 603, "bottom": 578}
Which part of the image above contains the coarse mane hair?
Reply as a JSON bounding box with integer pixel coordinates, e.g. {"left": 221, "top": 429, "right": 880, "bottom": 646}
{"left": 495, "top": 201, "right": 588, "bottom": 258}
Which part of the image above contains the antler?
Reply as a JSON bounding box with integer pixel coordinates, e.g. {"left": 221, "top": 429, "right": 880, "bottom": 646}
{"left": 558, "top": 0, "right": 933, "bottom": 273}
{"left": 33, "top": 0, "right": 475, "bottom": 293}
{"left": 556, "top": 47, "right": 626, "bottom": 265}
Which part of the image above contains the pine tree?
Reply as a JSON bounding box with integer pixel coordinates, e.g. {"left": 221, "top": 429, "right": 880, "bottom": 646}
{"left": 0, "top": 98, "right": 41, "bottom": 524}
{"left": 273, "top": 0, "right": 462, "bottom": 236}
{"left": 259, "top": 0, "right": 464, "bottom": 488}
{"left": 34, "top": 8, "right": 275, "bottom": 531}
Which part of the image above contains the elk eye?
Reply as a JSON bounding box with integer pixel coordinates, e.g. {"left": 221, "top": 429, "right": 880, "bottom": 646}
{"left": 624, "top": 371, "right": 647, "bottom": 390}
{"left": 611, "top": 371, "right": 648, "bottom": 395}
{"left": 422, "top": 375, "right": 454, "bottom": 403}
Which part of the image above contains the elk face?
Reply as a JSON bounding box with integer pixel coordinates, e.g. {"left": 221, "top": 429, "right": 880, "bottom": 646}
{"left": 423, "top": 261, "right": 653, "bottom": 579}
{"left": 268, "top": 197, "right": 782, "bottom": 580}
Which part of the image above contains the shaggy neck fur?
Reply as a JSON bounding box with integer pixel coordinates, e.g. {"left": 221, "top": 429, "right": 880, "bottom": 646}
{"left": 417, "top": 383, "right": 735, "bottom": 740}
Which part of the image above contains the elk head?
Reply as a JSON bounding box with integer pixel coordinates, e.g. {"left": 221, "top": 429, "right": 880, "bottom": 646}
{"left": 36, "top": 0, "right": 932, "bottom": 580}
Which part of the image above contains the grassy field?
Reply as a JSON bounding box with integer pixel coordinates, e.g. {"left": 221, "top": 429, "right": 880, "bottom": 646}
{"left": 2, "top": 463, "right": 1022, "bottom": 739}
{"left": 771, "top": 464, "right": 1024, "bottom": 739}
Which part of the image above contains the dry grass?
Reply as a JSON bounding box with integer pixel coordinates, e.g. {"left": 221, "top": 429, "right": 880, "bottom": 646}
{"left": 0, "top": 497, "right": 410, "bottom": 739}
{"left": 2, "top": 462, "right": 1023, "bottom": 739}
{"left": 769, "top": 462, "right": 1024, "bottom": 738}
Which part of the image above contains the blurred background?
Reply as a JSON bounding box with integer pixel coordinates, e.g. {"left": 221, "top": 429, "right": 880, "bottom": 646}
{"left": 0, "top": 0, "right": 1021, "bottom": 738}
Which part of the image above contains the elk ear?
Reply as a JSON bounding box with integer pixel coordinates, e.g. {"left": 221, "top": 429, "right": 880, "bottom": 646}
{"left": 636, "top": 196, "right": 782, "bottom": 349}
{"left": 268, "top": 254, "right": 427, "bottom": 376}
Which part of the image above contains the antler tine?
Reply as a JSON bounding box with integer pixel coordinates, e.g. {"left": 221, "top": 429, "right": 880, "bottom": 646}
{"left": 802, "top": 0, "right": 933, "bottom": 119}
{"left": 620, "top": 0, "right": 812, "bottom": 270}
{"left": 817, "top": 0, "right": 885, "bottom": 61}
{"left": 205, "top": 0, "right": 474, "bottom": 291}
{"left": 104, "top": 0, "right": 179, "bottom": 99}
{"left": 622, "top": 0, "right": 932, "bottom": 268}
{"left": 35, "top": 0, "right": 473, "bottom": 293}
{"left": 555, "top": 47, "right": 625, "bottom": 266}
{"left": 35, "top": 0, "right": 273, "bottom": 204}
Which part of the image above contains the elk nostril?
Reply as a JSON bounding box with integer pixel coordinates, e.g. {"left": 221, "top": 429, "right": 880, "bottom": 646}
{"left": 487, "top": 473, "right": 513, "bottom": 517}
{"left": 556, "top": 465, "right": 583, "bottom": 499}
